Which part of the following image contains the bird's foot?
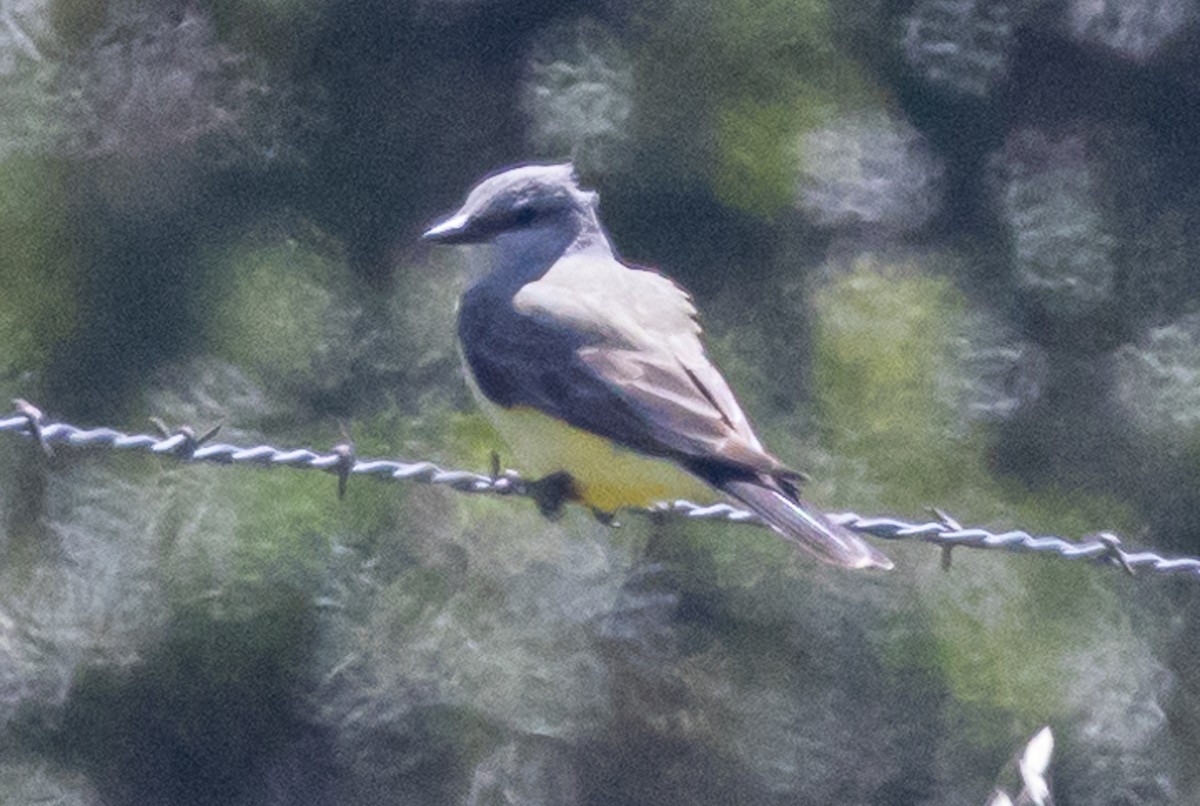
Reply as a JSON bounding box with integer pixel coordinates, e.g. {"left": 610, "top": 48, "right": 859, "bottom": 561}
{"left": 591, "top": 508, "right": 621, "bottom": 528}
{"left": 525, "top": 471, "right": 579, "bottom": 520}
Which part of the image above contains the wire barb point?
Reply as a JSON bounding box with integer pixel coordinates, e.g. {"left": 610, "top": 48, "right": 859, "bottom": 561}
{"left": 150, "top": 417, "right": 222, "bottom": 459}
{"left": 930, "top": 507, "right": 963, "bottom": 571}
{"left": 331, "top": 441, "right": 355, "bottom": 500}
{"left": 1095, "top": 532, "right": 1135, "bottom": 576}
{"left": 13, "top": 398, "right": 52, "bottom": 457}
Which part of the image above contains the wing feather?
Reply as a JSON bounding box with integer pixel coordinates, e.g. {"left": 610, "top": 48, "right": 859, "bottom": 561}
{"left": 503, "top": 253, "right": 779, "bottom": 473}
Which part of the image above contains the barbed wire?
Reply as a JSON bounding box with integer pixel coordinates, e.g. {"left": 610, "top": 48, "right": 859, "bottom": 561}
{"left": 3, "top": 401, "right": 1199, "bottom": 580}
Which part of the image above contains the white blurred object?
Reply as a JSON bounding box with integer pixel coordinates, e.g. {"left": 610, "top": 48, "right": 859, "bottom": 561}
{"left": 1018, "top": 727, "right": 1054, "bottom": 805}
{"left": 988, "top": 726, "right": 1055, "bottom": 806}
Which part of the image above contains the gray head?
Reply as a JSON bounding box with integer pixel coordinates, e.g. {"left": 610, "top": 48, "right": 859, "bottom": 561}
{"left": 422, "top": 163, "right": 603, "bottom": 247}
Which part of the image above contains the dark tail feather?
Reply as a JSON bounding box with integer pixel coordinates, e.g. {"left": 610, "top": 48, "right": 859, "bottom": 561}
{"left": 718, "top": 479, "right": 892, "bottom": 570}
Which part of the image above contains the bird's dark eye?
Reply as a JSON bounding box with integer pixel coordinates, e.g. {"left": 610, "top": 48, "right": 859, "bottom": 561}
{"left": 513, "top": 207, "right": 537, "bottom": 226}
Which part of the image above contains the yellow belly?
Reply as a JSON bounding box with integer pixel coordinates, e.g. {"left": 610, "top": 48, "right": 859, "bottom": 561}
{"left": 479, "top": 398, "right": 716, "bottom": 513}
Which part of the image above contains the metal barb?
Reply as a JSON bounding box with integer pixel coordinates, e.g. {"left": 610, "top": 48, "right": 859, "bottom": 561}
{"left": 149, "top": 417, "right": 222, "bottom": 460}
{"left": 331, "top": 442, "right": 355, "bottom": 501}
{"left": 12, "top": 399, "right": 52, "bottom": 456}
{"left": 2, "top": 404, "right": 1200, "bottom": 580}
{"left": 931, "top": 507, "right": 962, "bottom": 571}
{"left": 328, "top": 421, "right": 357, "bottom": 500}
{"left": 1095, "top": 532, "right": 1135, "bottom": 576}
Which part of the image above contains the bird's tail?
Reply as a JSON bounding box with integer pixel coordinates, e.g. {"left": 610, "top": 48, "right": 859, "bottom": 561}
{"left": 718, "top": 478, "right": 892, "bottom": 570}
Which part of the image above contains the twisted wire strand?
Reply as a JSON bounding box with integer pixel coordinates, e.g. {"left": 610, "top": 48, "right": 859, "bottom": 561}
{"left": 3, "top": 409, "right": 1198, "bottom": 579}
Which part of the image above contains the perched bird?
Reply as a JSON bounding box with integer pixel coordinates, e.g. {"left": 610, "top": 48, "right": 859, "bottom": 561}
{"left": 423, "top": 163, "right": 891, "bottom": 570}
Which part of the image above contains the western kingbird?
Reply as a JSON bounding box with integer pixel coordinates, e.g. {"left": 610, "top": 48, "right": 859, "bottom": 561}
{"left": 424, "top": 163, "right": 891, "bottom": 570}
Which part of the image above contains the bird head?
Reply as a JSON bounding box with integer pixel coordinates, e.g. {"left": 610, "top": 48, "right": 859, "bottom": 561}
{"left": 423, "top": 163, "right": 600, "bottom": 245}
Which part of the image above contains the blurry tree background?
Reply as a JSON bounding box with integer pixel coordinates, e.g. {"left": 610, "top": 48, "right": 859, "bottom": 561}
{"left": 1, "top": 0, "right": 1199, "bottom": 804}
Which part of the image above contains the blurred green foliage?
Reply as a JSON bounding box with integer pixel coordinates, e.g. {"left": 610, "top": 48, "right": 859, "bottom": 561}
{"left": 814, "top": 257, "right": 1134, "bottom": 531}
{"left": 0, "top": 158, "right": 79, "bottom": 380}
{"left": 202, "top": 221, "right": 349, "bottom": 387}
{"left": 631, "top": 0, "right": 875, "bottom": 217}
{"left": 814, "top": 257, "right": 980, "bottom": 507}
